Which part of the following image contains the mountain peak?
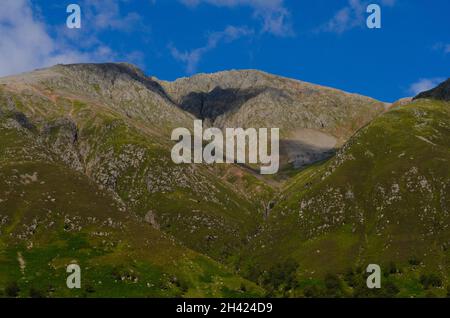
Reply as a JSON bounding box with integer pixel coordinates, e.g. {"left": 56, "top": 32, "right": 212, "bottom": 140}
{"left": 414, "top": 78, "right": 450, "bottom": 101}
{"left": 53, "top": 62, "right": 146, "bottom": 79}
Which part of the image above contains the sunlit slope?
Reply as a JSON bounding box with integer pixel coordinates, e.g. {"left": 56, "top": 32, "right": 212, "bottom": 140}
{"left": 0, "top": 117, "right": 263, "bottom": 297}
{"left": 0, "top": 65, "right": 269, "bottom": 263}
{"left": 244, "top": 98, "right": 450, "bottom": 297}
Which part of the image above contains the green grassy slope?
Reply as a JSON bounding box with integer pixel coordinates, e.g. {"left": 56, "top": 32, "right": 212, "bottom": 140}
{"left": 0, "top": 69, "right": 271, "bottom": 265}
{"left": 0, "top": 119, "right": 263, "bottom": 297}
{"left": 243, "top": 99, "right": 450, "bottom": 297}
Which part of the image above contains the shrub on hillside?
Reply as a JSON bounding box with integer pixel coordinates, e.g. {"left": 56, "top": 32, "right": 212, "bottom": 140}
{"left": 4, "top": 281, "right": 20, "bottom": 298}
{"left": 420, "top": 273, "right": 442, "bottom": 289}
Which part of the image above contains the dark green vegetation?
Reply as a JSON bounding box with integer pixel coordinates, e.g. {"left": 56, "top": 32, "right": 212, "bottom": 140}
{"left": 0, "top": 64, "right": 448, "bottom": 298}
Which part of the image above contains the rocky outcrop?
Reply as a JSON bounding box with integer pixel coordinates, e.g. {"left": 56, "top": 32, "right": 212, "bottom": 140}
{"left": 414, "top": 78, "right": 450, "bottom": 101}
{"left": 159, "top": 70, "right": 385, "bottom": 142}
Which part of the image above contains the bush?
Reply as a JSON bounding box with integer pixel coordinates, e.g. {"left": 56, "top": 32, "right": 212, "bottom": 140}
{"left": 425, "top": 291, "right": 437, "bottom": 298}
{"left": 386, "top": 261, "right": 399, "bottom": 275}
{"left": 303, "top": 284, "right": 323, "bottom": 298}
{"left": 171, "top": 276, "right": 189, "bottom": 294}
{"left": 408, "top": 256, "right": 421, "bottom": 266}
{"left": 29, "top": 287, "right": 45, "bottom": 298}
{"left": 244, "top": 262, "right": 263, "bottom": 284}
{"left": 262, "top": 259, "right": 299, "bottom": 292}
{"left": 381, "top": 281, "right": 399, "bottom": 298}
{"left": 85, "top": 284, "right": 95, "bottom": 294}
{"left": 344, "top": 268, "right": 356, "bottom": 287}
{"left": 4, "top": 281, "right": 20, "bottom": 298}
{"left": 324, "top": 273, "right": 344, "bottom": 297}
{"left": 303, "top": 285, "right": 324, "bottom": 298}
{"left": 420, "top": 273, "right": 442, "bottom": 289}
{"left": 111, "top": 266, "right": 124, "bottom": 281}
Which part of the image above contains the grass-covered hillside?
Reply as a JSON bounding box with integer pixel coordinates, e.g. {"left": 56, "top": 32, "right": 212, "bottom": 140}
{"left": 0, "top": 64, "right": 272, "bottom": 264}
{"left": 243, "top": 98, "right": 450, "bottom": 297}
{"left": 0, "top": 111, "right": 263, "bottom": 298}
{"left": 0, "top": 64, "right": 448, "bottom": 298}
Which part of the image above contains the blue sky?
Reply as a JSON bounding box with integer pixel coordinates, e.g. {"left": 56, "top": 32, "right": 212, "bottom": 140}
{"left": 0, "top": 0, "right": 449, "bottom": 102}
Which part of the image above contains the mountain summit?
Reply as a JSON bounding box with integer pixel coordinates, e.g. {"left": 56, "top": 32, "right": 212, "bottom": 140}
{"left": 414, "top": 78, "right": 450, "bottom": 101}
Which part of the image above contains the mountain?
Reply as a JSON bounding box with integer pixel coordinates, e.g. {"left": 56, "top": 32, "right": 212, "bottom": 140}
{"left": 158, "top": 69, "right": 385, "bottom": 168}
{"left": 0, "top": 63, "right": 448, "bottom": 298}
{"left": 243, "top": 86, "right": 450, "bottom": 297}
{"left": 0, "top": 64, "right": 266, "bottom": 297}
{"left": 414, "top": 78, "right": 450, "bottom": 101}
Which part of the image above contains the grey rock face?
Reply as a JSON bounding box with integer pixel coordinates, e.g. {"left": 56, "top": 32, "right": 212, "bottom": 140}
{"left": 11, "top": 112, "right": 36, "bottom": 131}
{"left": 159, "top": 69, "right": 385, "bottom": 138}
{"left": 41, "top": 118, "right": 83, "bottom": 172}
{"left": 158, "top": 69, "right": 385, "bottom": 167}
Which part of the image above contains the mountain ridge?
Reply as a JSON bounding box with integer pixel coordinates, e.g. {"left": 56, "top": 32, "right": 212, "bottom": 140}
{"left": 1, "top": 63, "right": 387, "bottom": 169}
{"left": 414, "top": 78, "right": 450, "bottom": 101}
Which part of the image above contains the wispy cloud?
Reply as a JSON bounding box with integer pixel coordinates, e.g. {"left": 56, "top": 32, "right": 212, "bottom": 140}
{"left": 0, "top": 0, "right": 109, "bottom": 77}
{"left": 170, "top": 25, "right": 254, "bottom": 74}
{"left": 59, "top": 0, "right": 146, "bottom": 49}
{"left": 408, "top": 77, "right": 445, "bottom": 95}
{"left": 317, "top": 0, "right": 396, "bottom": 34}
{"left": 179, "top": 0, "right": 293, "bottom": 37}
{"left": 433, "top": 42, "right": 450, "bottom": 54}
{"left": 83, "top": 0, "right": 143, "bottom": 33}
{"left": 0, "top": 0, "right": 146, "bottom": 77}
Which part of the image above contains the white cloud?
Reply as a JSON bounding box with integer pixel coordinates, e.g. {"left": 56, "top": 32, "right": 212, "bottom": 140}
{"left": 173, "top": 0, "right": 291, "bottom": 73}
{"left": 179, "top": 0, "right": 293, "bottom": 36}
{"left": 319, "top": 0, "right": 364, "bottom": 34}
{"left": 432, "top": 42, "right": 450, "bottom": 54}
{"left": 317, "top": 0, "right": 396, "bottom": 34}
{"left": 0, "top": 0, "right": 144, "bottom": 77}
{"left": 0, "top": 0, "right": 83, "bottom": 77}
{"left": 170, "top": 25, "right": 253, "bottom": 74}
{"left": 408, "top": 78, "right": 445, "bottom": 95}
{"left": 83, "top": 0, "right": 142, "bottom": 32}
